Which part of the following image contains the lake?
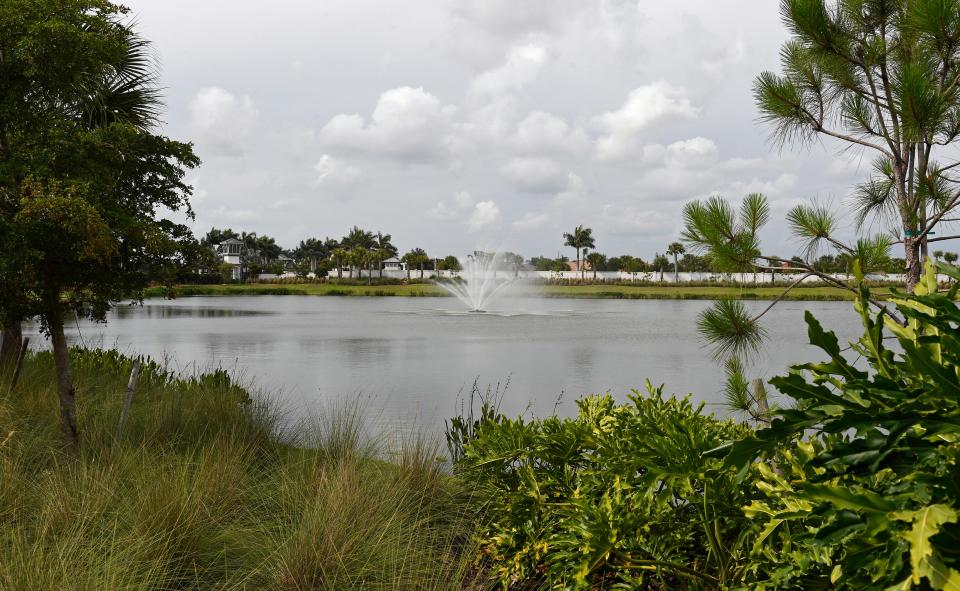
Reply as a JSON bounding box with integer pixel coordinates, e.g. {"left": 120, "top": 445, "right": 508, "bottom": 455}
{"left": 29, "top": 296, "right": 863, "bottom": 431}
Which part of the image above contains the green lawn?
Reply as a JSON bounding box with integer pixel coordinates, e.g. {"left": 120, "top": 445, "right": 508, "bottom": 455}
{"left": 537, "top": 284, "right": 893, "bottom": 301}
{"left": 146, "top": 282, "right": 893, "bottom": 301}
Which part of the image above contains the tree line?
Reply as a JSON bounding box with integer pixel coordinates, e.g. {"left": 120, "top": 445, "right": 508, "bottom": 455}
{"left": 181, "top": 225, "right": 464, "bottom": 282}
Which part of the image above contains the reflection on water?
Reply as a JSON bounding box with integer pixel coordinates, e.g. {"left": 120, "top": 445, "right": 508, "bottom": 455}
{"left": 112, "top": 305, "right": 273, "bottom": 319}
{"left": 29, "top": 296, "right": 863, "bottom": 431}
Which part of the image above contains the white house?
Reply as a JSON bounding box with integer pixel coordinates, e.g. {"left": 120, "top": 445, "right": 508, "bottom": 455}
{"left": 382, "top": 256, "right": 407, "bottom": 271}
{"left": 215, "top": 238, "right": 244, "bottom": 280}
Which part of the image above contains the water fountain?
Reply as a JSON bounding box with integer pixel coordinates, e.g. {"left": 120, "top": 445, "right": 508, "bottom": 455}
{"left": 437, "top": 251, "right": 518, "bottom": 312}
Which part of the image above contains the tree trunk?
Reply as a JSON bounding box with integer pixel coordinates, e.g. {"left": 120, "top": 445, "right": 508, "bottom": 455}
{"left": 47, "top": 310, "right": 80, "bottom": 452}
{"left": 674, "top": 255, "right": 679, "bottom": 284}
{"left": 905, "top": 238, "right": 922, "bottom": 293}
{"left": 0, "top": 320, "right": 22, "bottom": 373}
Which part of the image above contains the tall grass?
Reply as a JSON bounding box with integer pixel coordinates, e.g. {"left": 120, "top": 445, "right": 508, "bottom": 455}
{"left": 0, "top": 349, "right": 483, "bottom": 590}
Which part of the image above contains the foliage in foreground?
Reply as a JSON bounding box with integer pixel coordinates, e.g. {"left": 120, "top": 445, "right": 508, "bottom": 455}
{"left": 456, "top": 261, "right": 960, "bottom": 590}
{"left": 722, "top": 262, "right": 960, "bottom": 590}
{"left": 455, "top": 386, "right": 755, "bottom": 589}
{"left": 0, "top": 349, "right": 479, "bottom": 590}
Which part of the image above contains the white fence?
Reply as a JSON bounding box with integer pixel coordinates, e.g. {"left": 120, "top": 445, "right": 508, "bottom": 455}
{"left": 324, "top": 269, "right": 920, "bottom": 284}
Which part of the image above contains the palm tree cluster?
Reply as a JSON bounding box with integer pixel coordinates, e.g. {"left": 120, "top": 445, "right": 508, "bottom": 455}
{"left": 196, "top": 225, "right": 465, "bottom": 283}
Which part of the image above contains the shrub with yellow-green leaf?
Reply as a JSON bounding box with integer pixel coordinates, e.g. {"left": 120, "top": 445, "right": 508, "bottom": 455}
{"left": 455, "top": 385, "right": 755, "bottom": 590}
{"left": 723, "top": 261, "right": 960, "bottom": 589}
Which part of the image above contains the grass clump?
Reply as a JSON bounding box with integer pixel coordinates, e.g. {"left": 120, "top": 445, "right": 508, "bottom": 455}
{"left": 0, "top": 348, "right": 481, "bottom": 590}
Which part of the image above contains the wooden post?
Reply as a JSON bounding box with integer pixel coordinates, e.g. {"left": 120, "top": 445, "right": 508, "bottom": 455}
{"left": 115, "top": 360, "right": 141, "bottom": 439}
{"left": 9, "top": 337, "right": 29, "bottom": 391}
{"left": 752, "top": 378, "right": 771, "bottom": 425}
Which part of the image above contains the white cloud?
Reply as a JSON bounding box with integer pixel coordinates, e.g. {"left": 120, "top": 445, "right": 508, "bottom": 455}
{"left": 314, "top": 154, "right": 362, "bottom": 185}
{"left": 511, "top": 111, "right": 589, "bottom": 155}
{"left": 502, "top": 157, "right": 568, "bottom": 193}
{"left": 427, "top": 191, "right": 475, "bottom": 221}
{"left": 188, "top": 86, "right": 259, "bottom": 156}
{"left": 453, "top": 190, "right": 475, "bottom": 208}
{"left": 129, "top": 0, "right": 836, "bottom": 259}
{"left": 728, "top": 173, "right": 799, "bottom": 198}
{"left": 319, "top": 86, "right": 456, "bottom": 160}
{"left": 664, "top": 137, "right": 719, "bottom": 167}
{"left": 679, "top": 15, "right": 748, "bottom": 80}
{"left": 594, "top": 82, "right": 699, "bottom": 162}
{"left": 205, "top": 205, "right": 260, "bottom": 223}
{"left": 512, "top": 211, "right": 550, "bottom": 231}
{"left": 470, "top": 43, "right": 549, "bottom": 96}
{"left": 468, "top": 200, "right": 502, "bottom": 232}
{"left": 599, "top": 204, "right": 674, "bottom": 236}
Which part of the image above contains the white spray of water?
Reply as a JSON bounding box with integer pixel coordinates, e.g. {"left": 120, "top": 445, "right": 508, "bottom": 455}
{"left": 437, "top": 252, "right": 518, "bottom": 312}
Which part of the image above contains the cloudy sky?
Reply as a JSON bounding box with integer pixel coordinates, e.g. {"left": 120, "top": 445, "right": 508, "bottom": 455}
{"left": 125, "top": 0, "right": 868, "bottom": 259}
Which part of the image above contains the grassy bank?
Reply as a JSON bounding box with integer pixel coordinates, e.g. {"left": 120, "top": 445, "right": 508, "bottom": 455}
{"left": 0, "top": 350, "right": 480, "bottom": 590}
{"left": 145, "top": 282, "right": 448, "bottom": 298}
{"left": 146, "top": 282, "right": 894, "bottom": 301}
{"left": 538, "top": 284, "right": 894, "bottom": 300}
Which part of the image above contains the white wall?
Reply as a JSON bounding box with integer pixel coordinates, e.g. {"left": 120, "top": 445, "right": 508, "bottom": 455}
{"left": 325, "top": 268, "right": 924, "bottom": 283}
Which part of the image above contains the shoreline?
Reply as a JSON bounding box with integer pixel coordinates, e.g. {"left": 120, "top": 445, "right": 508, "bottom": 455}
{"left": 144, "top": 282, "right": 896, "bottom": 301}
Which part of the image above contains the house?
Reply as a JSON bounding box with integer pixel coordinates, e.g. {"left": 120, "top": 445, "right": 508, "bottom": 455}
{"left": 214, "top": 238, "right": 245, "bottom": 280}
{"left": 276, "top": 254, "right": 295, "bottom": 271}
{"left": 382, "top": 257, "right": 407, "bottom": 271}
{"left": 566, "top": 259, "right": 591, "bottom": 272}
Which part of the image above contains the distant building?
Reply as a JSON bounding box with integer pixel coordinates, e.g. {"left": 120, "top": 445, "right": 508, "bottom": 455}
{"left": 382, "top": 257, "right": 407, "bottom": 271}
{"left": 276, "top": 254, "right": 295, "bottom": 271}
{"left": 567, "top": 259, "right": 591, "bottom": 272}
{"left": 214, "top": 238, "right": 245, "bottom": 280}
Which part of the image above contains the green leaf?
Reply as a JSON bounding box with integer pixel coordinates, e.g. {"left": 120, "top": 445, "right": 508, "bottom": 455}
{"left": 801, "top": 483, "right": 897, "bottom": 513}
{"left": 893, "top": 505, "right": 960, "bottom": 588}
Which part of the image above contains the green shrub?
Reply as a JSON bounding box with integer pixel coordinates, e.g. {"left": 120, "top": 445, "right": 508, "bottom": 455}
{"left": 722, "top": 262, "right": 960, "bottom": 589}
{"left": 456, "top": 384, "right": 755, "bottom": 589}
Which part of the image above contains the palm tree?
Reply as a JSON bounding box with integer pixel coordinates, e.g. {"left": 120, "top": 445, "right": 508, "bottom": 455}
{"left": 374, "top": 232, "right": 398, "bottom": 278}
{"left": 586, "top": 252, "right": 607, "bottom": 280}
{"left": 340, "top": 227, "right": 375, "bottom": 278}
{"left": 563, "top": 226, "right": 595, "bottom": 281}
{"left": 652, "top": 254, "right": 670, "bottom": 283}
{"left": 349, "top": 247, "right": 370, "bottom": 282}
{"left": 331, "top": 248, "right": 348, "bottom": 279}
{"left": 256, "top": 235, "right": 281, "bottom": 264}
{"left": 945, "top": 252, "right": 958, "bottom": 283}
{"left": 342, "top": 226, "right": 375, "bottom": 250}
{"left": 294, "top": 238, "right": 329, "bottom": 274}
{"left": 666, "top": 242, "right": 686, "bottom": 283}
{"left": 402, "top": 248, "right": 429, "bottom": 279}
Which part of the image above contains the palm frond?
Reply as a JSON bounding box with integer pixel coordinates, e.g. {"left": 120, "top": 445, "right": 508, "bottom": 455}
{"left": 77, "top": 24, "right": 162, "bottom": 131}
